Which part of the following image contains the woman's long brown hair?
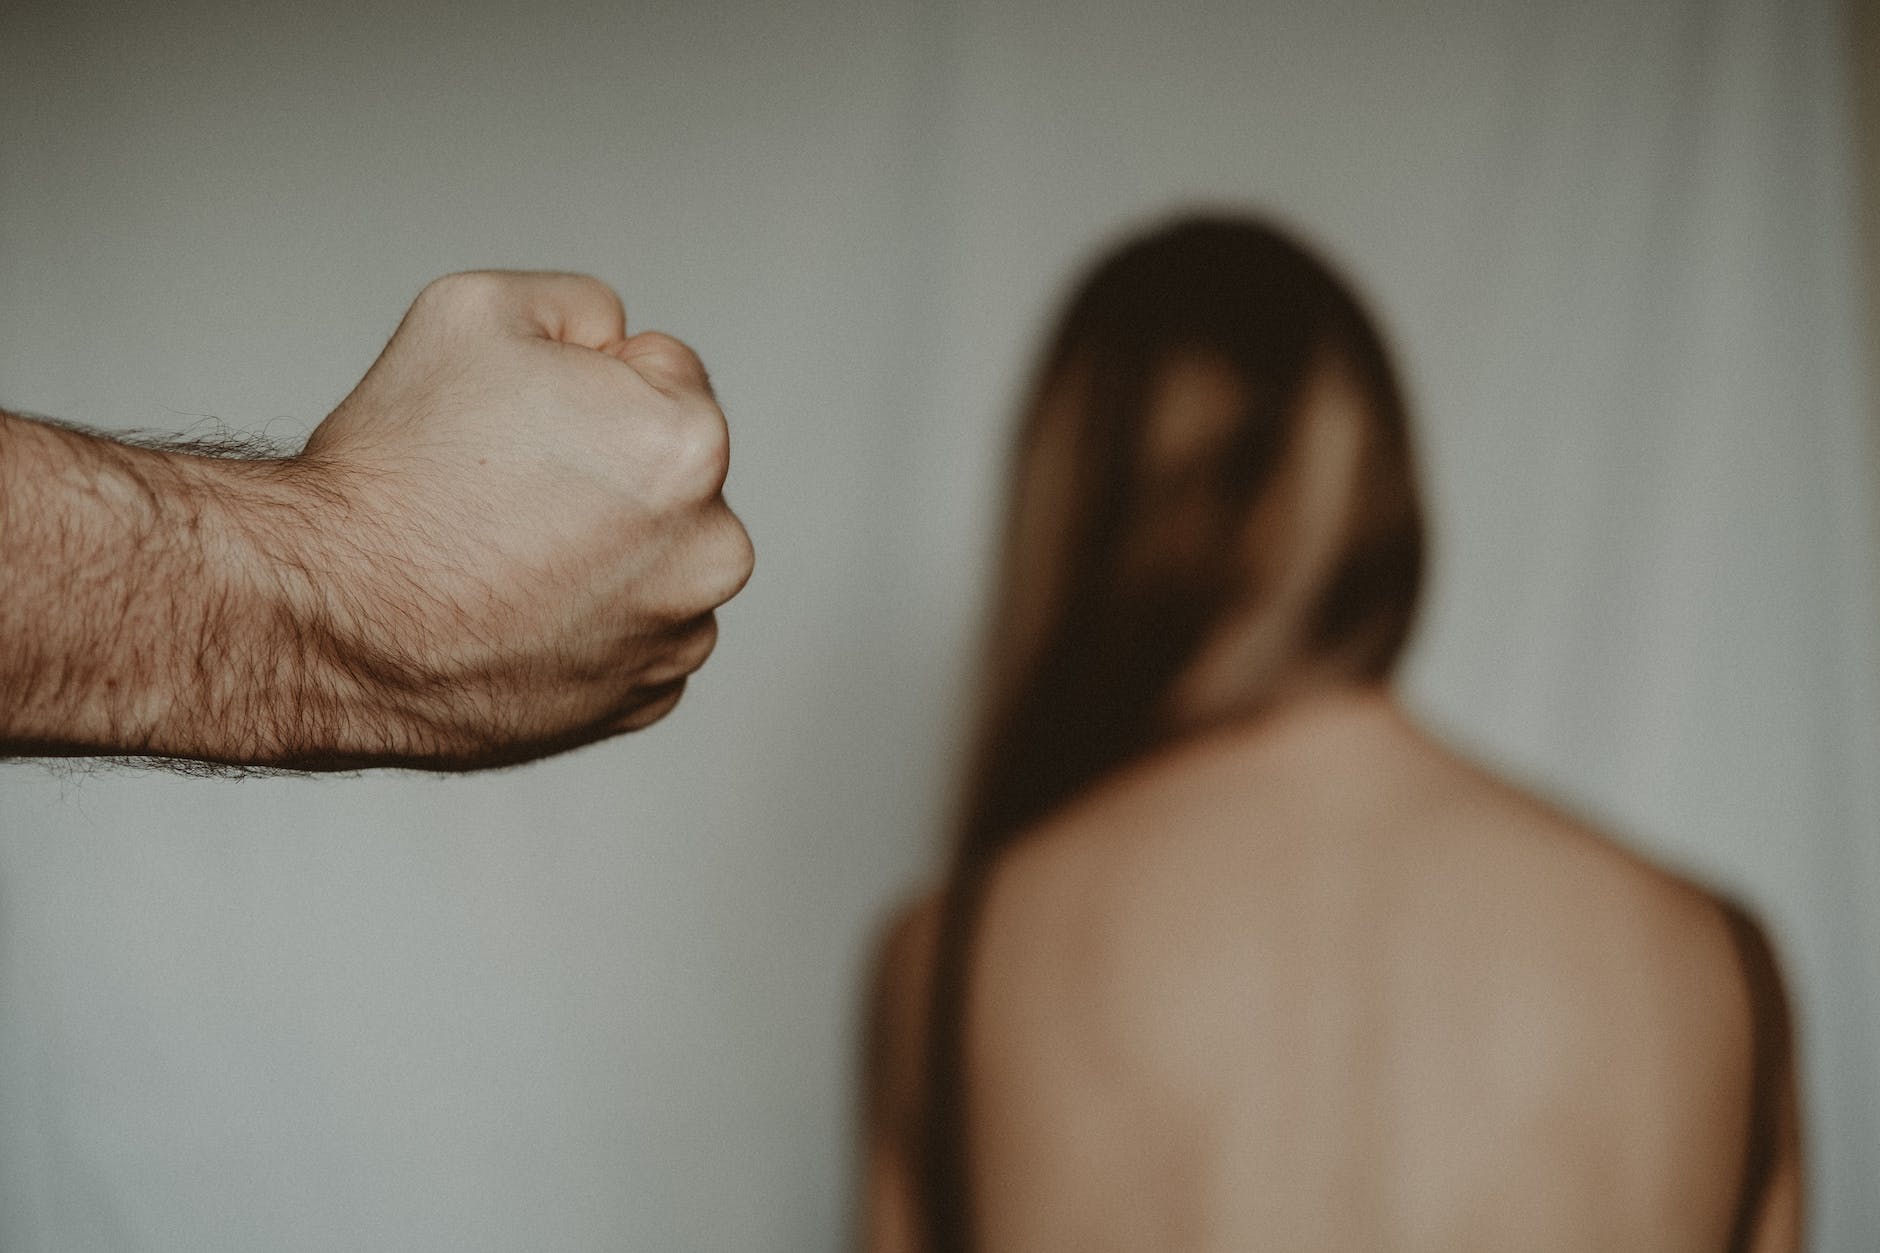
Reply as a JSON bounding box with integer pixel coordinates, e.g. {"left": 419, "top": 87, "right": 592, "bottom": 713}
{"left": 917, "top": 213, "right": 1427, "bottom": 1253}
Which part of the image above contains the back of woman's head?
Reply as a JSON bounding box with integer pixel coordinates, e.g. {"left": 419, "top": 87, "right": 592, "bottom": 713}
{"left": 958, "top": 213, "right": 1426, "bottom": 861}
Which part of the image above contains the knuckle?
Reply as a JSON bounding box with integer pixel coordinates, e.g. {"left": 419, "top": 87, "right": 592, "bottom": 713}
{"left": 674, "top": 404, "right": 732, "bottom": 496}
{"left": 684, "top": 613, "right": 721, "bottom": 670}
{"left": 409, "top": 272, "right": 519, "bottom": 336}
{"left": 733, "top": 521, "right": 756, "bottom": 585}
{"left": 618, "top": 680, "right": 686, "bottom": 733}
{"left": 417, "top": 270, "right": 505, "bottom": 312}
{"left": 706, "top": 516, "right": 756, "bottom": 604}
{"left": 636, "top": 400, "right": 730, "bottom": 505}
{"left": 661, "top": 516, "right": 751, "bottom": 613}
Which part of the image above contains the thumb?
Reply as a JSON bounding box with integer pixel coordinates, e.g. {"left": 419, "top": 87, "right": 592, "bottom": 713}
{"left": 611, "top": 330, "right": 714, "bottom": 399}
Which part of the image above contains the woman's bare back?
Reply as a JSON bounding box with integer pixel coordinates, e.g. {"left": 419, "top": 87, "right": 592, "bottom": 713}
{"left": 863, "top": 690, "right": 1800, "bottom": 1253}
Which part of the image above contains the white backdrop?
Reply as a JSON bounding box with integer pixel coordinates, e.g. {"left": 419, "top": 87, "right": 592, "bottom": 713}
{"left": 2, "top": 1, "right": 1875, "bottom": 1250}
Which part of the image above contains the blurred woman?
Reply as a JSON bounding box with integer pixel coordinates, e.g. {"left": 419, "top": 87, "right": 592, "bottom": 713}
{"left": 860, "top": 215, "right": 1800, "bottom": 1253}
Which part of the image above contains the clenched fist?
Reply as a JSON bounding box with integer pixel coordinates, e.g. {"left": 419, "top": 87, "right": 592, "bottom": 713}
{"left": 286, "top": 271, "right": 754, "bottom": 764}
{"left": 0, "top": 272, "right": 753, "bottom": 769}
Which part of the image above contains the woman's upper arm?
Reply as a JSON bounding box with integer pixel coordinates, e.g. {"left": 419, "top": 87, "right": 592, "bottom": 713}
{"left": 860, "top": 893, "right": 942, "bottom": 1253}
{"left": 1719, "top": 900, "right": 1803, "bottom": 1253}
{"left": 1740, "top": 1062, "right": 1802, "bottom": 1253}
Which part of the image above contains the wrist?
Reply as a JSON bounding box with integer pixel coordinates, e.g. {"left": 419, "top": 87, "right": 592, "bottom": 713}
{"left": 194, "top": 454, "right": 434, "bottom": 767}
{"left": 232, "top": 453, "right": 532, "bottom": 768}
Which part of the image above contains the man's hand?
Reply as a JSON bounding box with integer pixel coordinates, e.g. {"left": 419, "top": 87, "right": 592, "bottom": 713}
{"left": 0, "top": 271, "right": 754, "bottom": 769}
{"left": 278, "top": 271, "right": 755, "bottom": 765}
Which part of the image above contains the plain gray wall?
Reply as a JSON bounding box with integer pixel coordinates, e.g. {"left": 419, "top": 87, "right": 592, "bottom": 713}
{"left": 3, "top": 1, "right": 1876, "bottom": 1250}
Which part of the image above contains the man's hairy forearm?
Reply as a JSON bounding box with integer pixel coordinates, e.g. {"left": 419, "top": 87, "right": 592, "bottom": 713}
{"left": 0, "top": 272, "right": 752, "bottom": 771}
{"left": 0, "top": 409, "right": 385, "bottom": 766}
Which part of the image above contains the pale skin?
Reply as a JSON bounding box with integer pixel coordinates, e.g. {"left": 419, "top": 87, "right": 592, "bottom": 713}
{"left": 0, "top": 271, "right": 754, "bottom": 769}
{"left": 863, "top": 687, "right": 1801, "bottom": 1253}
